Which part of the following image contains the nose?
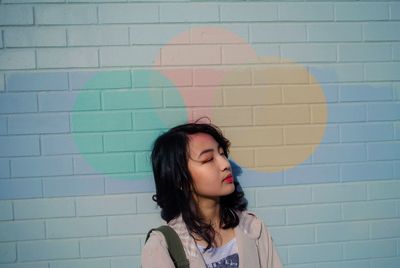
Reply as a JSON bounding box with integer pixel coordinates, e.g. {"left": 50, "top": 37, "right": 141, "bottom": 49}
{"left": 218, "top": 153, "right": 231, "bottom": 171}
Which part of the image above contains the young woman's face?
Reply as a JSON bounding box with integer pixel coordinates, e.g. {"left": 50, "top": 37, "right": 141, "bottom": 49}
{"left": 187, "top": 133, "right": 235, "bottom": 202}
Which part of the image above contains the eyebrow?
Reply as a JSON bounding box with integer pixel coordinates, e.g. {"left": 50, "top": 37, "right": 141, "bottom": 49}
{"left": 195, "top": 146, "right": 223, "bottom": 159}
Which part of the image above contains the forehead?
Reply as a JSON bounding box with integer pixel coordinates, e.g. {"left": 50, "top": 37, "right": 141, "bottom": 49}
{"left": 188, "top": 133, "right": 219, "bottom": 151}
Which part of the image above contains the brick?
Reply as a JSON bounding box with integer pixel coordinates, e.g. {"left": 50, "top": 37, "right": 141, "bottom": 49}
{"left": 0, "top": 179, "right": 42, "bottom": 200}
{"left": 130, "top": 24, "right": 190, "bottom": 45}
{"left": 344, "top": 240, "right": 396, "bottom": 260}
{"left": 105, "top": 175, "right": 154, "bottom": 194}
{"left": 0, "top": 243, "right": 16, "bottom": 263}
{"left": 11, "top": 156, "right": 72, "bottom": 178}
{"left": 364, "top": 22, "right": 400, "bottom": 41}
{"left": 39, "top": 91, "right": 100, "bottom": 112}
{"left": 309, "top": 64, "right": 363, "bottom": 83}
{"left": 35, "top": 5, "right": 97, "bottom": 25}
{"left": 80, "top": 236, "right": 141, "bottom": 257}
{"left": 284, "top": 44, "right": 337, "bottom": 63}
{"left": 369, "top": 180, "right": 400, "bottom": 200}
{"left": 47, "top": 217, "right": 106, "bottom": 238}
{"left": 221, "top": 44, "right": 260, "bottom": 65}
{"left": 0, "top": 262, "right": 48, "bottom": 268}
{"left": 99, "top": 4, "right": 158, "bottom": 24}
{"left": 285, "top": 164, "right": 339, "bottom": 185}
{"left": 257, "top": 186, "right": 311, "bottom": 206}
{"left": 252, "top": 65, "right": 309, "bottom": 85}
{"left": 313, "top": 144, "right": 366, "bottom": 163}
{"left": 251, "top": 24, "right": 306, "bottom": 43}
{"left": 394, "top": 44, "right": 400, "bottom": 61}
{"left": 316, "top": 260, "right": 370, "bottom": 268}
{"left": 336, "top": 2, "right": 389, "bottom": 21}
{"left": 251, "top": 208, "right": 285, "bottom": 226}
{"left": 371, "top": 258, "right": 400, "bottom": 268}
{"left": 343, "top": 200, "right": 397, "bottom": 220}
{"left": 289, "top": 244, "right": 342, "bottom": 264}
{"left": 255, "top": 146, "right": 312, "bottom": 167}
{"left": 253, "top": 44, "right": 280, "bottom": 58}
{"left": 108, "top": 213, "right": 163, "bottom": 235}
{"left": 287, "top": 204, "right": 341, "bottom": 225}
{"left": 391, "top": 3, "right": 400, "bottom": 20}
{"left": 134, "top": 109, "right": 188, "bottom": 130}
{"left": 136, "top": 68, "right": 192, "bottom": 87}
{"left": 194, "top": 67, "right": 251, "bottom": 86}
{"left": 0, "top": 73, "right": 4, "bottom": 91}
{"left": 370, "top": 219, "right": 400, "bottom": 239}
{"left": 0, "top": 93, "right": 37, "bottom": 114}
{"left": 77, "top": 194, "right": 137, "bottom": 216}
{"left": 283, "top": 84, "right": 328, "bottom": 104}
{"left": 18, "top": 240, "right": 79, "bottom": 261}
{"left": 43, "top": 175, "right": 104, "bottom": 197}
{"left": 280, "top": 2, "right": 333, "bottom": 21}
{"left": 137, "top": 193, "right": 159, "bottom": 213}
{"left": 314, "top": 103, "right": 366, "bottom": 123}
{"left": 103, "top": 131, "right": 160, "bottom": 152}
{"left": 73, "top": 153, "right": 135, "bottom": 174}
{"left": 0, "top": 6, "right": 33, "bottom": 25}
{"left": 164, "top": 87, "right": 223, "bottom": 107}
{"left": 37, "top": 48, "right": 98, "bottom": 68}
{"left": 0, "top": 50, "right": 35, "bottom": 70}
{"left": 160, "top": 45, "right": 220, "bottom": 66}
{"left": 42, "top": 133, "right": 102, "bottom": 155}
{"left": 0, "top": 136, "right": 39, "bottom": 157}
{"left": 341, "top": 123, "right": 394, "bottom": 142}
{"left": 313, "top": 182, "right": 367, "bottom": 203}
{"left": 308, "top": 23, "right": 362, "bottom": 41}
{"left": 50, "top": 259, "right": 110, "bottom": 268}
{"left": 135, "top": 152, "right": 151, "bottom": 172}
{"left": 229, "top": 148, "right": 255, "bottom": 168}
{"left": 368, "top": 102, "right": 400, "bottom": 121}
{"left": 6, "top": 72, "right": 68, "bottom": 91}
{"left": 14, "top": 198, "right": 74, "bottom": 220}
{"left": 71, "top": 71, "right": 130, "bottom": 91}
{"left": 100, "top": 46, "right": 160, "bottom": 67}
{"left": 71, "top": 111, "right": 131, "bottom": 132}
{"left": 0, "top": 201, "right": 13, "bottom": 220}
{"left": 339, "top": 43, "right": 392, "bottom": 62}
{"left": 368, "top": 142, "right": 400, "bottom": 160}
{"left": 68, "top": 26, "right": 129, "bottom": 46}
{"left": 317, "top": 222, "right": 369, "bottom": 242}
{"left": 284, "top": 125, "right": 331, "bottom": 145}
{"left": 224, "top": 127, "right": 282, "bottom": 147}
{"left": 102, "top": 89, "right": 162, "bottom": 110}
{"left": 365, "top": 62, "right": 400, "bottom": 81}
{"left": 111, "top": 257, "right": 140, "bottom": 268}
{"left": 254, "top": 105, "right": 310, "bottom": 125}
{"left": 191, "top": 24, "right": 249, "bottom": 44}
{"left": 160, "top": 3, "right": 218, "bottom": 23}
{"left": 0, "top": 116, "right": 6, "bottom": 136}
{"left": 4, "top": 27, "right": 66, "bottom": 47}
{"left": 220, "top": 3, "right": 277, "bottom": 22}
{"left": 270, "top": 226, "right": 314, "bottom": 246}
{"left": 340, "top": 83, "right": 394, "bottom": 102}
{"left": 349, "top": 166, "right": 387, "bottom": 191}
{"left": 224, "top": 86, "right": 281, "bottom": 106}
{"left": 0, "top": 220, "right": 45, "bottom": 242}
{"left": 193, "top": 107, "right": 252, "bottom": 127}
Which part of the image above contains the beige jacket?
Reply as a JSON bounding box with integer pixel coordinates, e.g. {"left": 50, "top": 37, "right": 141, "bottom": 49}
{"left": 141, "top": 211, "right": 283, "bottom": 268}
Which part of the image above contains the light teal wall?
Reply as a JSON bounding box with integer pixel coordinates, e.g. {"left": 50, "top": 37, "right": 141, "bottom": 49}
{"left": 0, "top": 1, "right": 399, "bottom": 267}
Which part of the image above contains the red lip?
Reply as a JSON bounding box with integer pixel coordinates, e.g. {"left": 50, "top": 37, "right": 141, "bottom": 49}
{"left": 223, "top": 175, "right": 233, "bottom": 183}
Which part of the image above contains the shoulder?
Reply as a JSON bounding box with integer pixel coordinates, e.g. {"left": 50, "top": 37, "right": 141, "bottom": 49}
{"left": 237, "top": 210, "right": 266, "bottom": 239}
{"left": 142, "top": 230, "right": 175, "bottom": 268}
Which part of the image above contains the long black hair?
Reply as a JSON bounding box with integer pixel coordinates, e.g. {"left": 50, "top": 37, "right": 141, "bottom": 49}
{"left": 151, "top": 121, "right": 248, "bottom": 250}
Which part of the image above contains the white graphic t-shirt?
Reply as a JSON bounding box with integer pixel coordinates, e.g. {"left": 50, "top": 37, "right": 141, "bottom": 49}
{"left": 197, "top": 239, "right": 239, "bottom": 268}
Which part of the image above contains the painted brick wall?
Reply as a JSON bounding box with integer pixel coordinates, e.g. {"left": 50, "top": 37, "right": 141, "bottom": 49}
{"left": 0, "top": 1, "right": 399, "bottom": 268}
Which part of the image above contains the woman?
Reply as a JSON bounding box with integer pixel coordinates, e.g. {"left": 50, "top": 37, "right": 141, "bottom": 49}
{"left": 141, "top": 122, "right": 282, "bottom": 268}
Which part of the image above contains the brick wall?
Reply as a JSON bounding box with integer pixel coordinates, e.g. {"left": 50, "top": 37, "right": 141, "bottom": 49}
{"left": 0, "top": 1, "right": 399, "bottom": 267}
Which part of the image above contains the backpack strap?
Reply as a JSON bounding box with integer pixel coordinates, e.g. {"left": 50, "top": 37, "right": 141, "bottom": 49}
{"left": 146, "top": 225, "right": 190, "bottom": 268}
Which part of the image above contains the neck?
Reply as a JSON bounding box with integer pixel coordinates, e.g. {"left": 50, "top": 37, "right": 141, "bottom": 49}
{"left": 196, "top": 197, "right": 221, "bottom": 227}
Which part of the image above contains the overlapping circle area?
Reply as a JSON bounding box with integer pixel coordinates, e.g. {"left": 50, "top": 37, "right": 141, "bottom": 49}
{"left": 72, "top": 26, "right": 327, "bottom": 179}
